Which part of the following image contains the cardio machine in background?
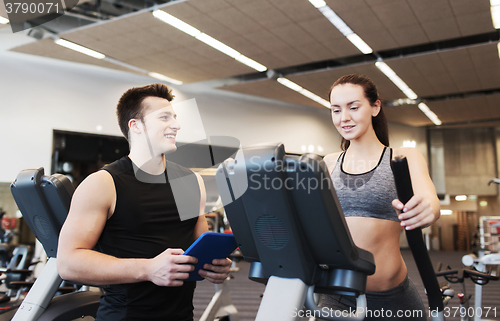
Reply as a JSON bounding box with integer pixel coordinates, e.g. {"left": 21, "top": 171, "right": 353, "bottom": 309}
{"left": 439, "top": 214, "right": 500, "bottom": 321}
{"left": 7, "top": 168, "right": 101, "bottom": 321}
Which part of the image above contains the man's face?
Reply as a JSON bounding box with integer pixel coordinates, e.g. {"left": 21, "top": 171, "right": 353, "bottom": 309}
{"left": 140, "top": 96, "right": 181, "bottom": 156}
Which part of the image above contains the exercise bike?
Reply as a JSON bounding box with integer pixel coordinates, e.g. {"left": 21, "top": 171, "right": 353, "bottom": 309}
{"left": 436, "top": 263, "right": 499, "bottom": 321}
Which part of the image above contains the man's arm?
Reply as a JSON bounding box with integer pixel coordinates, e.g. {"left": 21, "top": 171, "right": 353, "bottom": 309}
{"left": 57, "top": 170, "right": 197, "bottom": 286}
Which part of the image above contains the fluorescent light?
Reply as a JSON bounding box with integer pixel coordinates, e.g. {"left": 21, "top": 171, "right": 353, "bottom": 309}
{"left": 0, "top": 16, "right": 9, "bottom": 24}
{"left": 391, "top": 98, "right": 418, "bottom": 106}
{"left": 55, "top": 39, "right": 105, "bottom": 59}
{"left": 55, "top": 37, "right": 183, "bottom": 85}
{"left": 375, "top": 62, "right": 441, "bottom": 125}
{"left": 277, "top": 77, "right": 303, "bottom": 91}
{"left": 308, "top": 0, "right": 326, "bottom": 8}
{"left": 418, "top": 102, "right": 430, "bottom": 113}
{"left": 480, "top": 201, "right": 488, "bottom": 207}
{"left": 277, "top": 77, "right": 330, "bottom": 108}
{"left": 418, "top": 103, "right": 442, "bottom": 125}
{"left": 440, "top": 210, "right": 453, "bottom": 215}
{"left": 234, "top": 55, "right": 267, "bottom": 72}
{"left": 152, "top": 10, "right": 201, "bottom": 37}
{"left": 299, "top": 89, "right": 330, "bottom": 107}
{"left": 152, "top": 10, "right": 267, "bottom": 72}
{"left": 346, "top": 33, "right": 373, "bottom": 54}
{"left": 318, "top": 6, "right": 353, "bottom": 36}
{"left": 311, "top": 4, "right": 374, "bottom": 56}
{"left": 468, "top": 195, "right": 477, "bottom": 200}
{"left": 195, "top": 33, "right": 240, "bottom": 58}
{"left": 491, "top": 5, "right": 500, "bottom": 29}
{"left": 455, "top": 195, "right": 467, "bottom": 201}
{"left": 375, "top": 61, "right": 418, "bottom": 99}
{"left": 148, "top": 72, "right": 183, "bottom": 85}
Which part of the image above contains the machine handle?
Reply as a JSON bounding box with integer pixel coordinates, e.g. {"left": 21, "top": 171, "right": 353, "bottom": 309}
{"left": 391, "top": 156, "right": 444, "bottom": 313}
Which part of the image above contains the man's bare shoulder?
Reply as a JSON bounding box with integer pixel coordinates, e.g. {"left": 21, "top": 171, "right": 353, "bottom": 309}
{"left": 71, "top": 170, "right": 115, "bottom": 210}
{"left": 76, "top": 170, "right": 114, "bottom": 191}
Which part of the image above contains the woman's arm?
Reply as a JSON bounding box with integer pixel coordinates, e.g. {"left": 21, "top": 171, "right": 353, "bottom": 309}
{"left": 392, "top": 148, "right": 441, "bottom": 230}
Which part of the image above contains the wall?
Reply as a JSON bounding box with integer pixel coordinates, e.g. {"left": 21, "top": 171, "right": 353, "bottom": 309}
{"left": 0, "top": 51, "right": 341, "bottom": 184}
{"left": 427, "top": 127, "right": 500, "bottom": 251}
{"left": 388, "top": 122, "right": 428, "bottom": 160}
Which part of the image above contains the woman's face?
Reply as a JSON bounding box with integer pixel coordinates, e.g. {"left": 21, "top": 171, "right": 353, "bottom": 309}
{"left": 330, "top": 83, "right": 380, "bottom": 142}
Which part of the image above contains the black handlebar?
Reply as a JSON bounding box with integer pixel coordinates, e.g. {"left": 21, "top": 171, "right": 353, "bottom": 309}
{"left": 436, "top": 266, "right": 500, "bottom": 285}
{"left": 391, "top": 156, "right": 444, "bottom": 313}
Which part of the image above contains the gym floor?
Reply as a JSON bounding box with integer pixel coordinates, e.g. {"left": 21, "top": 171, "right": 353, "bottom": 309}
{"left": 193, "top": 250, "right": 500, "bottom": 321}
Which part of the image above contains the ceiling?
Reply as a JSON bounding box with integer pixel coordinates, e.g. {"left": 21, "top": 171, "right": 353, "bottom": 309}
{"left": 3, "top": 0, "right": 500, "bottom": 127}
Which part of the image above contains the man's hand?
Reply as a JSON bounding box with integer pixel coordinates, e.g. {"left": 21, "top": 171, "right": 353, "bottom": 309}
{"left": 198, "top": 258, "right": 232, "bottom": 284}
{"left": 147, "top": 248, "right": 198, "bottom": 286}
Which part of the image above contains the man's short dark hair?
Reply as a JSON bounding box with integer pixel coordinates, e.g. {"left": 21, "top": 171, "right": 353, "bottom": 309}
{"left": 117, "top": 83, "right": 175, "bottom": 140}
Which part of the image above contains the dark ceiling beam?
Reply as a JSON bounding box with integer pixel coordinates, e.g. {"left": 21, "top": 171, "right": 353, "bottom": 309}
{"left": 230, "top": 31, "right": 500, "bottom": 83}
{"left": 385, "top": 87, "right": 500, "bottom": 107}
{"left": 423, "top": 87, "right": 500, "bottom": 103}
{"left": 426, "top": 117, "right": 500, "bottom": 129}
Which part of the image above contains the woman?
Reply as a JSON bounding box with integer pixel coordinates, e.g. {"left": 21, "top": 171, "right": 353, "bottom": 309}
{"left": 321, "top": 74, "right": 440, "bottom": 320}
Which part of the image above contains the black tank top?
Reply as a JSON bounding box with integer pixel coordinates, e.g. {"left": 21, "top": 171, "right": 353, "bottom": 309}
{"left": 95, "top": 156, "right": 199, "bottom": 321}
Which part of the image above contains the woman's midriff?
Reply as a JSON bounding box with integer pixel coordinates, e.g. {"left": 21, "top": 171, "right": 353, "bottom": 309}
{"left": 345, "top": 216, "right": 407, "bottom": 292}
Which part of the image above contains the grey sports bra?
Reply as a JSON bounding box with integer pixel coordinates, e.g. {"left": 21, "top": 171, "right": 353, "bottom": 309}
{"left": 330, "top": 147, "right": 400, "bottom": 222}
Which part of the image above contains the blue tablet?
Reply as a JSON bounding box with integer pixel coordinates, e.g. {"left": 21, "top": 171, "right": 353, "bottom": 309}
{"left": 183, "top": 232, "right": 238, "bottom": 281}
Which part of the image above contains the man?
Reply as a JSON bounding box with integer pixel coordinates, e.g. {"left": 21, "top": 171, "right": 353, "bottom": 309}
{"left": 57, "top": 84, "right": 231, "bottom": 321}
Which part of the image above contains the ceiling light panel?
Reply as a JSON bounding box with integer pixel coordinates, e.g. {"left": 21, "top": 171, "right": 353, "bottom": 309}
{"left": 309, "top": 2, "right": 373, "bottom": 55}
{"left": 152, "top": 9, "right": 267, "bottom": 72}
{"left": 148, "top": 72, "right": 183, "bottom": 85}
{"left": 55, "top": 39, "right": 106, "bottom": 59}
{"left": 277, "top": 77, "right": 330, "bottom": 108}
{"left": 375, "top": 61, "right": 418, "bottom": 99}
{"left": 492, "top": 4, "right": 500, "bottom": 29}
{"left": 308, "top": 0, "right": 327, "bottom": 9}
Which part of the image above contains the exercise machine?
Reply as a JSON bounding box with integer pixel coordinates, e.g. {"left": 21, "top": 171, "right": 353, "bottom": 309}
{"left": 462, "top": 243, "right": 500, "bottom": 321}
{"left": 436, "top": 263, "right": 498, "bottom": 321}
{"left": 391, "top": 156, "right": 445, "bottom": 321}
{"left": 7, "top": 168, "right": 101, "bottom": 321}
{"left": 216, "top": 143, "right": 375, "bottom": 321}
{"left": 215, "top": 143, "right": 448, "bottom": 320}
{"left": 199, "top": 281, "right": 239, "bottom": 321}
